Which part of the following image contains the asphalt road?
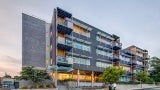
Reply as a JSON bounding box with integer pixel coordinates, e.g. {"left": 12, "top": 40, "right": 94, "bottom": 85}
{"left": 0, "top": 87, "right": 10, "bottom": 90}
{"left": 133, "top": 87, "right": 160, "bottom": 90}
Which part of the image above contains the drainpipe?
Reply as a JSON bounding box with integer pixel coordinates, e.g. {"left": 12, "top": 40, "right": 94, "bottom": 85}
{"left": 77, "top": 69, "right": 80, "bottom": 87}
{"left": 91, "top": 71, "right": 94, "bottom": 87}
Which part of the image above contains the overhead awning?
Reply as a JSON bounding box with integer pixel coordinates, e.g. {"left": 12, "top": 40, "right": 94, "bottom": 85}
{"left": 47, "top": 65, "right": 73, "bottom": 73}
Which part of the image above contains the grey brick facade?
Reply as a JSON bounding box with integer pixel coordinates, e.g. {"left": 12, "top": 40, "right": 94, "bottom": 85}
{"left": 22, "top": 14, "right": 46, "bottom": 68}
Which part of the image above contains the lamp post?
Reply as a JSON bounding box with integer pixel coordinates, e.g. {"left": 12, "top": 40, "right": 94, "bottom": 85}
{"left": 140, "top": 78, "right": 142, "bottom": 88}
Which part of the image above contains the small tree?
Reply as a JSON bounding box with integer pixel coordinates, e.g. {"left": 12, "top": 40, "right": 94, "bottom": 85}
{"left": 14, "top": 76, "right": 20, "bottom": 81}
{"left": 99, "top": 66, "right": 126, "bottom": 84}
{"left": 3, "top": 74, "right": 12, "bottom": 78}
{"left": 136, "top": 71, "right": 150, "bottom": 83}
{"left": 20, "top": 66, "right": 47, "bottom": 84}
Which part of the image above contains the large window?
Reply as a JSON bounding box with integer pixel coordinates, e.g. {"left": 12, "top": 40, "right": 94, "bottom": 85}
{"left": 120, "top": 55, "right": 130, "bottom": 62}
{"left": 73, "top": 25, "right": 90, "bottom": 37}
{"left": 66, "top": 39, "right": 91, "bottom": 51}
{"left": 66, "top": 56, "right": 90, "bottom": 65}
{"left": 121, "top": 66, "right": 130, "bottom": 72}
{"left": 96, "top": 61, "right": 112, "bottom": 68}
{"left": 136, "top": 61, "right": 143, "bottom": 65}
{"left": 96, "top": 35, "right": 112, "bottom": 45}
{"left": 136, "top": 51, "right": 143, "bottom": 57}
{"left": 73, "top": 41, "right": 90, "bottom": 51}
{"left": 96, "top": 48, "right": 112, "bottom": 57}
{"left": 119, "top": 76, "right": 130, "bottom": 82}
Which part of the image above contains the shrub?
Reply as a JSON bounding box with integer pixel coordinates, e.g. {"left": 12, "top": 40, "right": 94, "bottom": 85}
{"left": 46, "top": 84, "right": 54, "bottom": 88}
{"left": 43, "top": 84, "right": 46, "bottom": 88}
{"left": 19, "top": 85, "right": 27, "bottom": 89}
{"left": 63, "top": 78, "right": 76, "bottom": 82}
{"left": 27, "top": 85, "right": 33, "bottom": 89}
{"left": 145, "top": 78, "right": 154, "bottom": 84}
{"left": 38, "top": 84, "right": 43, "bottom": 88}
{"left": 35, "top": 84, "right": 40, "bottom": 88}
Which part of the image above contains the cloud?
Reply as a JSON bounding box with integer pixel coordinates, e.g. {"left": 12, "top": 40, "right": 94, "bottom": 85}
{"left": 0, "top": 53, "right": 21, "bottom": 77}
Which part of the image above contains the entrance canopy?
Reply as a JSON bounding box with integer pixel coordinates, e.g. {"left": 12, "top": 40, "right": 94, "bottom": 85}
{"left": 47, "top": 65, "right": 73, "bottom": 73}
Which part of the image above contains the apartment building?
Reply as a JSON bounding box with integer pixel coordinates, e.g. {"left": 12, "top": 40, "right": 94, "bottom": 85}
{"left": 122, "top": 45, "right": 149, "bottom": 81}
{"left": 22, "top": 7, "right": 149, "bottom": 83}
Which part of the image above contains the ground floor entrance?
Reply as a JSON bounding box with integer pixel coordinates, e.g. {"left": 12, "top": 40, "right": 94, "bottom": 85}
{"left": 50, "top": 69, "right": 101, "bottom": 82}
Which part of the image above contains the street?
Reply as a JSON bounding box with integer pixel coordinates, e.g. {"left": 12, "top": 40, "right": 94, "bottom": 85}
{"left": 0, "top": 87, "right": 10, "bottom": 90}
{"left": 133, "top": 87, "right": 160, "bottom": 90}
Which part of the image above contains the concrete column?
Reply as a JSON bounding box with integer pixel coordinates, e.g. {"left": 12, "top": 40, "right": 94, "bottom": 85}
{"left": 91, "top": 71, "right": 94, "bottom": 87}
{"left": 77, "top": 69, "right": 80, "bottom": 87}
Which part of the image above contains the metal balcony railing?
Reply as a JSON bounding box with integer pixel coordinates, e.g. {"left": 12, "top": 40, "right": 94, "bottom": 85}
{"left": 112, "top": 42, "right": 122, "bottom": 50}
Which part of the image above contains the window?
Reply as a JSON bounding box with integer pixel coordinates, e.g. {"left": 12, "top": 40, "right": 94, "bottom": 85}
{"left": 96, "top": 61, "right": 112, "bottom": 68}
{"left": 73, "top": 25, "right": 90, "bottom": 37}
{"left": 66, "top": 39, "right": 91, "bottom": 51}
{"left": 136, "top": 61, "right": 143, "bottom": 65}
{"left": 119, "top": 76, "right": 130, "bottom": 82}
{"left": 66, "top": 56, "right": 90, "bottom": 65}
{"left": 66, "top": 39, "right": 72, "bottom": 45}
{"left": 120, "top": 56, "right": 130, "bottom": 62}
{"left": 96, "top": 35, "right": 112, "bottom": 45}
{"left": 73, "top": 41, "right": 90, "bottom": 51}
{"left": 96, "top": 48, "right": 112, "bottom": 57}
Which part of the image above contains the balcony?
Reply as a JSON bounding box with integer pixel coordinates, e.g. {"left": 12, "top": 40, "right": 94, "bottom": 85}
{"left": 128, "top": 70, "right": 136, "bottom": 75}
{"left": 112, "top": 43, "right": 122, "bottom": 50}
{"left": 47, "top": 56, "right": 73, "bottom": 72}
{"left": 112, "top": 55, "right": 120, "bottom": 62}
{"left": 128, "top": 61, "right": 137, "bottom": 66}
{"left": 57, "top": 21, "right": 73, "bottom": 35}
{"left": 57, "top": 7, "right": 72, "bottom": 18}
{"left": 137, "top": 65, "right": 143, "bottom": 68}
{"left": 57, "top": 37, "right": 72, "bottom": 51}
{"left": 136, "top": 55, "right": 143, "bottom": 61}
{"left": 57, "top": 56, "right": 73, "bottom": 67}
{"left": 141, "top": 65, "right": 148, "bottom": 68}
{"left": 143, "top": 55, "right": 150, "bottom": 60}
{"left": 123, "top": 50, "right": 135, "bottom": 56}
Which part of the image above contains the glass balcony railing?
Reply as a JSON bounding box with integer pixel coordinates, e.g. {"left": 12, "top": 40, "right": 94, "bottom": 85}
{"left": 112, "top": 55, "right": 120, "bottom": 61}
{"left": 57, "top": 37, "right": 72, "bottom": 51}
{"left": 57, "top": 37, "right": 72, "bottom": 46}
{"left": 57, "top": 56, "right": 66, "bottom": 62}
{"left": 133, "top": 70, "right": 136, "bottom": 74}
{"left": 57, "top": 56, "right": 73, "bottom": 66}
{"left": 58, "top": 19, "right": 73, "bottom": 28}
{"left": 143, "top": 55, "right": 150, "bottom": 60}
{"left": 57, "top": 19, "right": 73, "bottom": 35}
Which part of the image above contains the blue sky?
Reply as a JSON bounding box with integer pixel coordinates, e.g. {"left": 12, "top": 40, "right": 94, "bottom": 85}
{"left": 0, "top": 0, "right": 160, "bottom": 76}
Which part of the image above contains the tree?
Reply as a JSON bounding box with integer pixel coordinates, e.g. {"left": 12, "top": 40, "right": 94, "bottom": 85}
{"left": 149, "top": 57, "right": 160, "bottom": 82}
{"left": 3, "top": 74, "right": 12, "bottom": 78}
{"left": 99, "top": 66, "right": 126, "bottom": 84}
{"left": 20, "top": 66, "right": 47, "bottom": 84}
{"left": 14, "top": 76, "right": 20, "bottom": 80}
{"left": 149, "top": 57, "right": 160, "bottom": 72}
{"left": 136, "top": 71, "right": 150, "bottom": 83}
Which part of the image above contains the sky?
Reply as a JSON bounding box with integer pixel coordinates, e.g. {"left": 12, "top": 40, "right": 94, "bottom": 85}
{"left": 0, "top": 0, "right": 160, "bottom": 76}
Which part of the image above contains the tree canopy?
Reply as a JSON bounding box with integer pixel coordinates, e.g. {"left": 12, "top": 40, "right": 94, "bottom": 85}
{"left": 3, "top": 74, "right": 12, "bottom": 78}
{"left": 136, "top": 71, "right": 150, "bottom": 83}
{"left": 20, "top": 66, "right": 48, "bottom": 83}
{"left": 99, "top": 66, "right": 126, "bottom": 84}
{"left": 149, "top": 57, "right": 160, "bottom": 82}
